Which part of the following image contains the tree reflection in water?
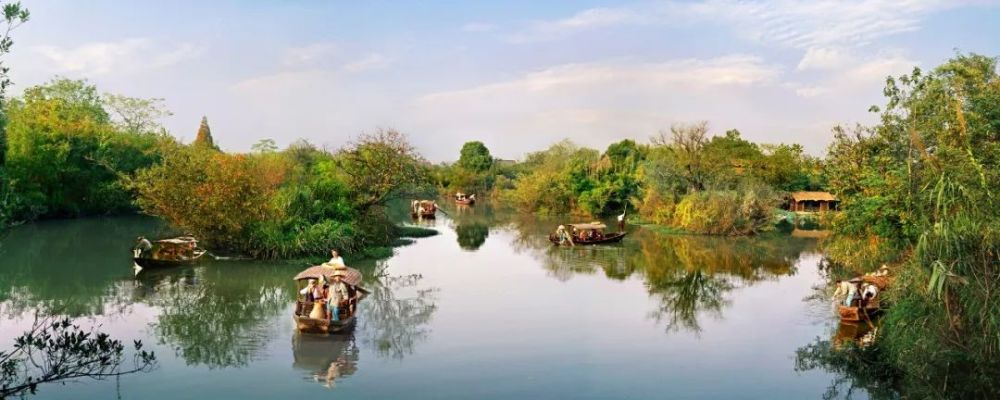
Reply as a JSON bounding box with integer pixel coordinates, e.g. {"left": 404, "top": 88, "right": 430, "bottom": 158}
{"left": 455, "top": 222, "right": 489, "bottom": 251}
{"left": 0, "top": 216, "right": 167, "bottom": 318}
{"left": 646, "top": 270, "right": 733, "bottom": 333}
{"left": 794, "top": 335, "right": 899, "bottom": 400}
{"left": 357, "top": 266, "right": 438, "bottom": 360}
{"left": 510, "top": 218, "right": 815, "bottom": 334}
{"left": 140, "top": 264, "right": 290, "bottom": 369}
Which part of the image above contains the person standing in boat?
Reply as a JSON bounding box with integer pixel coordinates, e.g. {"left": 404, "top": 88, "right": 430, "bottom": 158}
{"left": 327, "top": 271, "right": 349, "bottom": 322}
{"left": 327, "top": 250, "right": 345, "bottom": 267}
{"left": 300, "top": 279, "right": 318, "bottom": 302}
{"left": 135, "top": 236, "right": 153, "bottom": 258}
{"left": 833, "top": 279, "right": 860, "bottom": 306}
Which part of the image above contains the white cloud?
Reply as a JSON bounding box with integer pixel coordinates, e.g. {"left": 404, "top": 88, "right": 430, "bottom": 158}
{"left": 31, "top": 38, "right": 202, "bottom": 76}
{"left": 461, "top": 22, "right": 496, "bottom": 32}
{"left": 342, "top": 53, "right": 393, "bottom": 72}
{"left": 283, "top": 43, "right": 336, "bottom": 67}
{"left": 506, "top": 7, "right": 649, "bottom": 42}
{"left": 506, "top": 0, "right": 977, "bottom": 48}
{"left": 790, "top": 54, "right": 917, "bottom": 98}
{"left": 422, "top": 55, "right": 781, "bottom": 103}
{"left": 793, "top": 85, "right": 829, "bottom": 98}
{"left": 797, "top": 46, "right": 853, "bottom": 70}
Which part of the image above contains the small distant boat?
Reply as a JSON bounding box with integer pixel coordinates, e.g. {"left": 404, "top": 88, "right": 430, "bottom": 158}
{"left": 293, "top": 265, "right": 368, "bottom": 334}
{"left": 549, "top": 223, "right": 626, "bottom": 245}
{"left": 454, "top": 192, "right": 475, "bottom": 205}
{"left": 411, "top": 199, "right": 437, "bottom": 219}
{"left": 133, "top": 236, "right": 207, "bottom": 274}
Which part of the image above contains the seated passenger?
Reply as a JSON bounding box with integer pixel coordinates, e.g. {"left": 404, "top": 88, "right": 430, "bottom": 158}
{"left": 327, "top": 250, "right": 345, "bottom": 267}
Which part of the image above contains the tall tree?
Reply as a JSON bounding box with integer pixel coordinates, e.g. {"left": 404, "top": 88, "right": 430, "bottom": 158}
{"left": 337, "top": 128, "right": 427, "bottom": 210}
{"left": 103, "top": 94, "right": 171, "bottom": 135}
{"left": 457, "top": 141, "right": 493, "bottom": 173}
{"left": 193, "top": 116, "right": 219, "bottom": 150}
{"left": 0, "top": 1, "right": 30, "bottom": 167}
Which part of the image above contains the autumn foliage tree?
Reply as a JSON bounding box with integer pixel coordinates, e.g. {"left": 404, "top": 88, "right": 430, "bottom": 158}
{"left": 129, "top": 144, "right": 286, "bottom": 248}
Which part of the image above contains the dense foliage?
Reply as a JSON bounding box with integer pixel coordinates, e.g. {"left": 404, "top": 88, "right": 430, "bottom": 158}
{"left": 130, "top": 130, "right": 429, "bottom": 259}
{"left": 2, "top": 79, "right": 167, "bottom": 220}
{"left": 485, "top": 124, "right": 818, "bottom": 234}
{"left": 821, "top": 53, "right": 1000, "bottom": 398}
{"left": 431, "top": 140, "right": 516, "bottom": 196}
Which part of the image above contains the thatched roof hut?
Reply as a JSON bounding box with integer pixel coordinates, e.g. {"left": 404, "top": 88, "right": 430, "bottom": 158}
{"left": 789, "top": 191, "right": 839, "bottom": 212}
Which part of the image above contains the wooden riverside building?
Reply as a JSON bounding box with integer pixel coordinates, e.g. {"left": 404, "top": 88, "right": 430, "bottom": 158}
{"left": 789, "top": 191, "right": 839, "bottom": 213}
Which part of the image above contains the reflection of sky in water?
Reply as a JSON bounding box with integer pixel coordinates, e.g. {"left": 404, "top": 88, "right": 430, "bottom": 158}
{"left": 0, "top": 210, "right": 864, "bottom": 399}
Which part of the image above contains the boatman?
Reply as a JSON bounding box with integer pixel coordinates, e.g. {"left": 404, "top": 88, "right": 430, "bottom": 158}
{"left": 556, "top": 225, "right": 574, "bottom": 246}
{"left": 135, "top": 236, "right": 153, "bottom": 258}
{"left": 327, "top": 271, "right": 349, "bottom": 322}
{"left": 833, "top": 279, "right": 859, "bottom": 306}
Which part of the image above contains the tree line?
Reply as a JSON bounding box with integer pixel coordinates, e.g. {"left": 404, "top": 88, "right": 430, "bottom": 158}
{"left": 432, "top": 126, "right": 823, "bottom": 235}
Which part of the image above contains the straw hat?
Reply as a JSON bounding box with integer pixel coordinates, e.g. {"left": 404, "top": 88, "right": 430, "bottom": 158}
{"left": 331, "top": 270, "right": 346, "bottom": 278}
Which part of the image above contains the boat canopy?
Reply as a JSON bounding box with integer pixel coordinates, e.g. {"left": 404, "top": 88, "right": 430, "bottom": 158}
{"left": 155, "top": 237, "right": 197, "bottom": 245}
{"left": 568, "top": 223, "right": 607, "bottom": 230}
{"left": 294, "top": 265, "right": 363, "bottom": 287}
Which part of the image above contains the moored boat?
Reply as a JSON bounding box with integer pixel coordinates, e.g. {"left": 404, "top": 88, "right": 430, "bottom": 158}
{"left": 838, "top": 302, "right": 881, "bottom": 322}
{"left": 293, "top": 264, "right": 368, "bottom": 334}
{"left": 411, "top": 199, "right": 437, "bottom": 219}
{"left": 133, "top": 236, "right": 207, "bottom": 274}
{"left": 549, "top": 223, "right": 626, "bottom": 245}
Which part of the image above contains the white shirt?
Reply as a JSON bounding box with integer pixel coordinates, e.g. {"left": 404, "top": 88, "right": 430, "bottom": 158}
{"left": 328, "top": 256, "right": 345, "bottom": 266}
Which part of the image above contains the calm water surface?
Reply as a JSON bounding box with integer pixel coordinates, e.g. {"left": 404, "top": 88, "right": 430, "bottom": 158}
{"left": 0, "top": 205, "right": 863, "bottom": 399}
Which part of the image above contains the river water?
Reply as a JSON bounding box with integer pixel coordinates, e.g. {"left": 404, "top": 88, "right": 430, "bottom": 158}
{"left": 0, "top": 205, "right": 866, "bottom": 399}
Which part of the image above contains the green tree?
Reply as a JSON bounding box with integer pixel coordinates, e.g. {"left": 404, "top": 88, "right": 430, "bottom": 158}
{"left": 251, "top": 138, "right": 278, "bottom": 153}
{"left": 0, "top": 0, "right": 30, "bottom": 167}
{"left": 457, "top": 141, "right": 493, "bottom": 173}
{"left": 4, "top": 79, "right": 162, "bottom": 218}
{"left": 824, "top": 53, "right": 1000, "bottom": 398}
{"left": 103, "top": 94, "right": 171, "bottom": 135}
{"left": 337, "top": 128, "right": 427, "bottom": 210}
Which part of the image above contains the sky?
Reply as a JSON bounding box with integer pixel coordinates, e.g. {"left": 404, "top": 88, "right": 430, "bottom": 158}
{"left": 6, "top": 0, "right": 1000, "bottom": 161}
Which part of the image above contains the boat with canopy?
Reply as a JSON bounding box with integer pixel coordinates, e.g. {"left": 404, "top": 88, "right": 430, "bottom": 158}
{"left": 549, "top": 222, "right": 626, "bottom": 245}
{"left": 132, "top": 236, "right": 208, "bottom": 275}
{"left": 293, "top": 264, "right": 368, "bottom": 334}
{"left": 411, "top": 199, "right": 437, "bottom": 219}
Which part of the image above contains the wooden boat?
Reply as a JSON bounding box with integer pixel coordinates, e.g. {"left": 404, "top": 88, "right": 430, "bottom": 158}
{"left": 411, "top": 199, "right": 437, "bottom": 219}
{"left": 293, "top": 264, "right": 368, "bottom": 334}
{"left": 549, "top": 223, "right": 627, "bottom": 245}
{"left": 294, "top": 302, "right": 357, "bottom": 334}
{"left": 838, "top": 297, "right": 881, "bottom": 322}
{"left": 454, "top": 192, "right": 475, "bottom": 205}
{"left": 133, "top": 236, "right": 207, "bottom": 273}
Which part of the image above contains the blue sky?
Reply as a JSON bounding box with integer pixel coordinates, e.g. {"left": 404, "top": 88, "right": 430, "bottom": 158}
{"left": 8, "top": 0, "right": 1000, "bottom": 160}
